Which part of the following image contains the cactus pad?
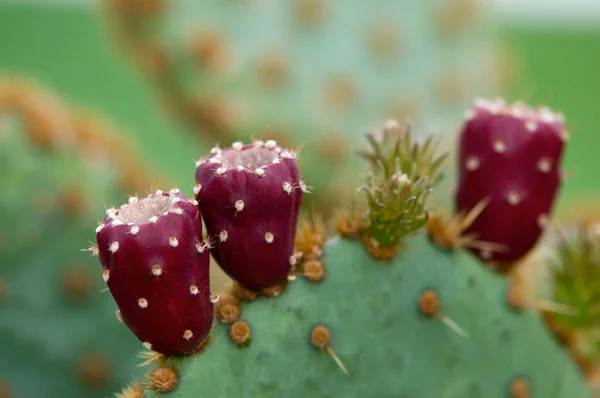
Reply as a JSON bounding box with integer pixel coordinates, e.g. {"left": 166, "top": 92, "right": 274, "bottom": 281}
{"left": 143, "top": 234, "right": 589, "bottom": 397}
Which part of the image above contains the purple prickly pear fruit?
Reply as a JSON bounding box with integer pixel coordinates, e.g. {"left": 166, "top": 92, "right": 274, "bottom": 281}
{"left": 95, "top": 189, "right": 213, "bottom": 355}
{"left": 195, "top": 140, "right": 304, "bottom": 290}
{"left": 455, "top": 98, "right": 567, "bottom": 265}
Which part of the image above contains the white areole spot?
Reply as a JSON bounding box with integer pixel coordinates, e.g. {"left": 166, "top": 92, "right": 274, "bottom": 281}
{"left": 130, "top": 225, "right": 140, "bottom": 235}
{"left": 109, "top": 242, "right": 119, "bottom": 253}
{"left": 190, "top": 285, "right": 199, "bottom": 295}
{"left": 138, "top": 298, "right": 148, "bottom": 308}
{"left": 265, "top": 232, "right": 274, "bottom": 243}
{"left": 220, "top": 230, "right": 228, "bottom": 242}
{"left": 466, "top": 157, "right": 479, "bottom": 171}
{"left": 169, "top": 237, "right": 179, "bottom": 247}
{"left": 194, "top": 184, "right": 202, "bottom": 195}
{"left": 235, "top": 200, "right": 245, "bottom": 212}
{"left": 493, "top": 140, "right": 506, "bottom": 153}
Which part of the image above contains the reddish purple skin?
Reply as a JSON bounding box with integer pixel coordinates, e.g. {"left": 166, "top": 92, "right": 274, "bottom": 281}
{"left": 96, "top": 192, "right": 213, "bottom": 356}
{"left": 195, "top": 144, "right": 303, "bottom": 290}
{"left": 455, "top": 103, "right": 566, "bottom": 264}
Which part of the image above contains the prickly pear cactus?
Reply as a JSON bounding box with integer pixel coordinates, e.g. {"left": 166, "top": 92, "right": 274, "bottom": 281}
{"left": 104, "top": 0, "right": 498, "bottom": 211}
{"left": 103, "top": 100, "right": 590, "bottom": 397}
{"left": 0, "top": 81, "right": 155, "bottom": 398}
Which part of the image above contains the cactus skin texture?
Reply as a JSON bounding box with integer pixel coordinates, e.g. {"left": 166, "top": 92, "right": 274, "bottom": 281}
{"left": 195, "top": 141, "right": 303, "bottom": 290}
{"left": 143, "top": 234, "right": 589, "bottom": 398}
{"left": 456, "top": 98, "right": 567, "bottom": 264}
{"left": 96, "top": 191, "right": 213, "bottom": 356}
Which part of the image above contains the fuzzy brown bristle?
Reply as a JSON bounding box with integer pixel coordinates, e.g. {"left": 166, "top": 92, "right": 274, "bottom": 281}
{"left": 215, "top": 295, "right": 241, "bottom": 323}
{"left": 302, "top": 260, "right": 325, "bottom": 283}
{"left": 295, "top": 213, "right": 327, "bottom": 260}
{"left": 229, "top": 320, "right": 251, "bottom": 346}
{"left": 334, "top": 213, "right": 367, "bottom": 238}
{"left": 143, "top": 365, "right": 178, "bottom": 393}
{"left": 259, "top": 280, "right": 288, "bottom": 297}
{"left": 418, "top": 290, "right": 440, "bottom": 317}
{"left": 114, "top": 379, "right": 144, "bottom": 398}
{"left": 229, "top": 283, "right": 257, "bottom": 302}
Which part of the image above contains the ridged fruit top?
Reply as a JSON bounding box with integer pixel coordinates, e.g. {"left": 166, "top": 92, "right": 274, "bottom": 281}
{"left": 195, "top": 140, "right": 304, "bottom": 290}
{"left": 456, "top": 98, "right": 567, "bottom": 264}
{"left": 96, "top": 190, "right": 213, "bottom": 355}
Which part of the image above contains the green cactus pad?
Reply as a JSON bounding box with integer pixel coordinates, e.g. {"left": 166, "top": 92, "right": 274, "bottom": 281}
{"left": 145, "top": 234, "right": 588, "bottom": 397}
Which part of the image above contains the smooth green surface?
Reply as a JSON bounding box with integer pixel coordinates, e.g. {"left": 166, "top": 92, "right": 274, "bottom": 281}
{"left": 148, "top": 235, "right": 589, "bottom": 398}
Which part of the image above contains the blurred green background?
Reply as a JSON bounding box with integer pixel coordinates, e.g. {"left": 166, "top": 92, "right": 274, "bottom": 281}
{"left": 0, "top": 1, "right": 599, "bottom": 397}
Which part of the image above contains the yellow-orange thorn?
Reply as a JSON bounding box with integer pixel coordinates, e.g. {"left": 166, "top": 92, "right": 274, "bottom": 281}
{"left": 78, "top": 352, "right": 111, "bottom": 389}
{"left": 295, "top": 215, "right": 327, "bottom": 256}
{"left": 63, "top": 265, "right": 93, "bottom": 301}
{"left": 310, "top": 325, "right": 330, "bottom": 349}
{"left": 510, "top": 377, "right": 531, "bottom": 398}
{"left": 137, "top": 350, "right": 166, "bottom": 368}
{"left": 143, "top": 365, "right": 178, "bottom": 393}
{"left": 361, "top": 232, "right": 401, "bottom": 261}
{"left": 418, "top": 290, "right": 440, "bottom": 317}
{"left": 309, "top": 325, "right": 350, "bottom": 375}
{"left": 230, "top": 283, "right": 257, "bottom": 302}
{"left": 302, "top": 260, "right": 325, "bottom": 283}
{"left": 215, "top": 295, "right": 241, "bottom": 323}
{"left": 260, "top": 280, "right": 288, "bottom": 297}
{"left": 229, "top": 320, "right": 251, "bottom": 346}
{"left": 114, "top": 378, "right": 144, "bottom": 398}
{"left": 334, "top": 214, "right": 367, "bottom": 238}
{"left": 426, "top": 200, "right": 508, "bottom": 256}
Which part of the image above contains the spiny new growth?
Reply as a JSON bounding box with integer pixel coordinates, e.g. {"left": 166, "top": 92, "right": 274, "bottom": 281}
{"left": 95, "top": 190, "right": 213, "bottom": 356}
{"left": 357, "top": 119, "right": 446, "bottom": 258}
{"left": 455, "top": 97, "right": 567, "bottom": 265}
{"left": 195, "top": 140, "right": 305, "bottom": 290}
{"left": 543, "top": 222, "right": 600, "bottom": 377}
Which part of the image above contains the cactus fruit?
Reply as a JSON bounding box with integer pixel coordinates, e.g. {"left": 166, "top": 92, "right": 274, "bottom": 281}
{"left": 195, "top": 141, "right": 304, "bottom": 290}
{"left": 121, "top": 116, "right": 590, "bottom": 397}
{"left": 95, "top": 190, "right": 214, "bottom": 356}
{"left": 455, "top": 98, "right": 567, "bottom": 265}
